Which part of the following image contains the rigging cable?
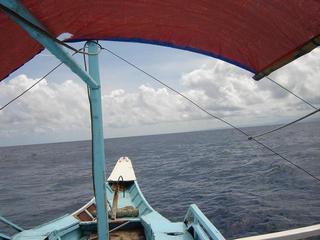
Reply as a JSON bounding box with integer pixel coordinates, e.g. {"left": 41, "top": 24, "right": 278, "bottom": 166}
{"left": 83, "top": 42, "right": 98, "bottom": 196}
{"left": 3, "top": 3, "right": 316, "bottom": 136}
{"left": 266, "top": 76, "right": 317, "bottom": 110}
{"left": 0, "top": 50, "right": 80, "bottom": 111}
{"left": 0, "top": 63, "right": 62, "bottom": 111}
{"left": 4, "top": 3, "right": 318, "bottom": 142}
{"left": 0, "top": 6, "right": 318, "bottom": 183}
{"left": 1, "top": 4, "right": 317, "bottom": 131}
{"left": 246, "top": 76, "right": 319, "bottom": 139}
{"left": 101, "top": 46, "right": 320, "bottom": 183}
{"left": 101, "top": 47, "right": 249, "bottom": 136}
{"left": 249, "top": 108, "right": 320, "bottom": 140}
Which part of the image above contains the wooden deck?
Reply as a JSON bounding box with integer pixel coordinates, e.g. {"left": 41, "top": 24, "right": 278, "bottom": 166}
{"left": 89, "top": 228, "right": 145, "bottom": 240}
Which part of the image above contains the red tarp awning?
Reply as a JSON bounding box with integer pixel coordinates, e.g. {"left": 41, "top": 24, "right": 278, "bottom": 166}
{"left": 0, "top": 0, "right": 319, "bottom": 81}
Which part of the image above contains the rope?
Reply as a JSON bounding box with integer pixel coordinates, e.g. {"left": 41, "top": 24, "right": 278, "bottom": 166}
{"left": 101, "top": 46, "right": 320, "bottom": 183}
{"left": 83, "top": 41, "right": 109, "bottom": 215}
{"left": 249, "top": 108, "right": 320, "bottom": 140}
{"left": 266, "top": 76, "right": 317, "bottom": 110}
{"left": 82, "top": 42, "right": 97, "bottom": 198}
{"left": 0, "top": 51, "right": 80, "bottom": 111}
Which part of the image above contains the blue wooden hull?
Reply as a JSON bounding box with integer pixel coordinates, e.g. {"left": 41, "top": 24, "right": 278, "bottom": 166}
{"left": 10, "top": 180, "right": 224, "bottom": 240}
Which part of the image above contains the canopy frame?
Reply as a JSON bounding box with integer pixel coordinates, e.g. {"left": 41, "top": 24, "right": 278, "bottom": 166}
{"left": 0, "top": 1, "right": 109, "bottom": 239}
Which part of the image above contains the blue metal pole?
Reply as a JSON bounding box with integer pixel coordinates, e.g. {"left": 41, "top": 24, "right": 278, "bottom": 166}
{"left": 0, "top": 0, "right": 98, "bottom": 89}
{"left": 1, "top": 1, "right": 109, "bottom": 238}
{"left": 87, "top": 41, "right": 108, "bottom": 240}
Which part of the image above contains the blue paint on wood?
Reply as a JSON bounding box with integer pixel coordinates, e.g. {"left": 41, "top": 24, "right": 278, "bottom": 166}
{"left": 0, "top": 3, "right": 228, "bottom": 239}
{"left": 12, "top": 215, "right": 79, "bottom": 240}
{"left": 184, "top": 204, "right": 225, "bottom": 240}
{"left": 87, "top": 41, "right": 108, "bottom": 240}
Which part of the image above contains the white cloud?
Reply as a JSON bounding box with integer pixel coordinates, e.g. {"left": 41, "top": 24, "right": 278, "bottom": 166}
{"left": 271, "top": 48, "right": 320, "bottom": 105}
{"left": 0, "top": 48, "right": 319, "bottom": 146}
{"left": 180, "top": 48, "right": 320, "bottom": 120}
{"left": 103, "top": 85, "right": 184, "bottom": 128}
{"left": 0, "top": 75, "right": 91, "bottom": 145}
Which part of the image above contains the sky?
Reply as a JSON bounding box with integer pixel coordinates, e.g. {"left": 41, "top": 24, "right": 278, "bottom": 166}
{"left": 0, "top": 42, "right": 319, "bottom": 147}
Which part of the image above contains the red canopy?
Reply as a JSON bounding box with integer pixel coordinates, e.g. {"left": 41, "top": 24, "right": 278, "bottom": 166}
{"left": 0, "top": 0, "right": 319, "bottom": 81}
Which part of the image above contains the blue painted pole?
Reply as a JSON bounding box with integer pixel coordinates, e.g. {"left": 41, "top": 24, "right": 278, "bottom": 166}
{"left": 87, "top": 41, "right": 108, "bottom": 240}
{"left": 0, "top": 1, "right": 109, "bottom": 238}
{"left": 0, "top": 0, "right": 98, "bottom": 89}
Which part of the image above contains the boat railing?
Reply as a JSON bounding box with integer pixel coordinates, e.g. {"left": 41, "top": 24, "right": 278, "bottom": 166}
{"left": 234, "top": 223, "right": 320, "bottom": 240}
{"left": 0, "top": 233, "right": 11, "bottom": 240}
{"left": 0, "top": 214, "right": 24, "bottom": 239}
{"left": 184, "top": 204, "right": 225, "bottom": 240}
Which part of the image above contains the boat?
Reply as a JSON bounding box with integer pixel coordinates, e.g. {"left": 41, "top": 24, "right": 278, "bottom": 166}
{"left": 0, "top": 1, "right": 320, "bottom": 240}
{"left": 3, "top": 157, "right": 320, "bottom": 240}
{"left": 7, "top": 156, "right": 226, "bottom": 240}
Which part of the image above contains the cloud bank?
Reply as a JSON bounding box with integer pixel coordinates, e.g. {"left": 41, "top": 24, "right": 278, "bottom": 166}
{"left": 0, "top": 48, "right": 319, "bottom": 146}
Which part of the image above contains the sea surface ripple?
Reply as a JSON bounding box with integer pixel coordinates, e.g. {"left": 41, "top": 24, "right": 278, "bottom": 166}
{"left": 0, "top": 121, "right": 320, "bottom": 238}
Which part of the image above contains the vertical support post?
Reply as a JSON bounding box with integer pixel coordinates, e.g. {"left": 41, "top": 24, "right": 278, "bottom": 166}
{"left": 87, "top": 41, "right": 108, "bottom": 240}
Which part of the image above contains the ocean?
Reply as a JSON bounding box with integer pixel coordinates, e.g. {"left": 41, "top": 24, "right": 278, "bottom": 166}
{"left": 0, "top": 121, "right": 319, "bottom": 239}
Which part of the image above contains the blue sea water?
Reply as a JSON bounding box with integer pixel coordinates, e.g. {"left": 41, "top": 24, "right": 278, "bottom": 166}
{"left": 0, "top": 121, "right": 319, "bottom": 239}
